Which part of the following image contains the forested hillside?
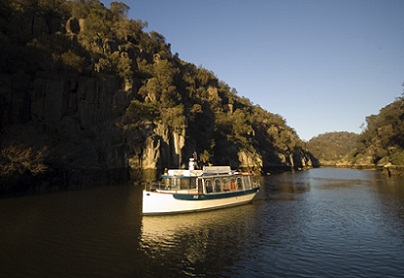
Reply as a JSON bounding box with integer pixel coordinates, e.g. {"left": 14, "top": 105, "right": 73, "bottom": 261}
{"left": 0, "top": 0, "right": 313, "bottom": 194}
{"left": 307, "top": 96, "right": 404, "bottom": 174}
{"left": 351, "top": 96, "right": 404, "bottom": 174}
{"left": 307, "top": 132, "right": 359, "bottom": 166}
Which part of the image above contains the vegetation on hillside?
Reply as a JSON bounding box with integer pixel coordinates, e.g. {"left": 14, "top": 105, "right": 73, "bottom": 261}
{"left": 307, "top": 132, "right": 359, "bottom": 165}
{"left": 352, "top": 95, "right": 404, "bottom": 166}
{"left": 0, "top": 0, "right": 312, "bottom": 193}
{"left": 307, "top": 94, "right": 404, "bottom": 172}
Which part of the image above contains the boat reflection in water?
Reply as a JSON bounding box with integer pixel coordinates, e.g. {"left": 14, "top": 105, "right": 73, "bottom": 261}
{"left": 140, "top": 204, "right": 260, "bottom": 276}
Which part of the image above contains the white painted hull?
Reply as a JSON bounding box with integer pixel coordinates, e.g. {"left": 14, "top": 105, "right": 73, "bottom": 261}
{"left": 142, "top": 189, "right": 259, "bottom": 215}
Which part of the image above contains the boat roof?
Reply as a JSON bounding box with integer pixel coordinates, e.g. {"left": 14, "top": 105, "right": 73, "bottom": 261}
{"left": 163, "top": 166, "right": 233, "bottom": 178}
{"left": 203, "top": 166, "right": 231, "bottom": 174}
{"left": 165, "top": 169, "right": 203, "bottom": 177}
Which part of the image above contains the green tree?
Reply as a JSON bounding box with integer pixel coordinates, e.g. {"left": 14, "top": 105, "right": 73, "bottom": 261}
{"left": 109, "top": 1, "right": 129, "bottom": 20}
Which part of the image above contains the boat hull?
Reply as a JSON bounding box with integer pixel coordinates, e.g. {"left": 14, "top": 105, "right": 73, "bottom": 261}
{"left": 142, "top": 188, "right": 259, "bottom": 215}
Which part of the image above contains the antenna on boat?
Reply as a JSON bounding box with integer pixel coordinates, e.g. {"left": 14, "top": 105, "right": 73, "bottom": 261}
{"left": 191, "top": 150, "right": 199, "bottom": 170}
{"left": 188, "top": 158, "right": 195, "bottom": 170}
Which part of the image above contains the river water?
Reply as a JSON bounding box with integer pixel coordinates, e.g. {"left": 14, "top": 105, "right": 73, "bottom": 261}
{"left": 1, "top": 168, "right": 404, "bottom": 278}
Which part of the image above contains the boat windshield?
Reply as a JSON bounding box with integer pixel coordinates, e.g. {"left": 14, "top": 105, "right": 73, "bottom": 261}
{"left": 163, "top": 176, "right": 197, "bottom": 191}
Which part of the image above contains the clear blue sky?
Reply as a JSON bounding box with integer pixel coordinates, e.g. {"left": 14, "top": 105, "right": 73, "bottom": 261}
{"left": 102, "top": 0, "right": 404, "bottom": 141}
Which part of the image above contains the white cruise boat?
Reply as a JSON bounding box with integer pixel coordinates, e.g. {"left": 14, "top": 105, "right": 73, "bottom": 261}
{"left": 142, "top": 158, "right": 260, "bottom": 215}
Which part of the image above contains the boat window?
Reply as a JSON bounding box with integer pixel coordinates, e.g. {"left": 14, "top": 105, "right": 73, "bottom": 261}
{"left": 163, "top": 177, "right": 196, "bottom": 190}
{"left": 222, "top": 178, "right": 230, "bottom": 191}
{"left": 164, "top": 178, "right": 179, "bottom": 190}
{"left": 179, "top": 177, "right": 196, "bottom": 190}
{"left": 198, "top": 179, "right": 204, "bottom": 194}
{"left": 236, "top": 177, "right": 243, "bottom": 190}
{"left": 230, "top": 178, "right": 236, "bottom": 190}
{"left": 214, "top": 179, "right": 221, "bottom": 192}
{"left": 205, "top": 179, "right": 213, "bottom": 193}
{"left": 243, "top": 176, "right": 251, "bottom": 189}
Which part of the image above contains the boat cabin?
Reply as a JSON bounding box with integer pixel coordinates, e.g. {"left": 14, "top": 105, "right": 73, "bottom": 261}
{"left": 153, "top": 166, "right": 255, "bottom": 195}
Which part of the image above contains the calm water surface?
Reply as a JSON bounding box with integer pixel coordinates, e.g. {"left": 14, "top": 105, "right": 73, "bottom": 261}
{"left": 1, "top": 168, "right": 404, "bottom": 277}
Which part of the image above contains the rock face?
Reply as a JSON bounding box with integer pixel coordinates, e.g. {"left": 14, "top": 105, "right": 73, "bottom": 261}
{"left": 238, "top": 150, "right": 262, "bottom": 173}
{"left": 0, "top": 73, "right": 130, "bottom": 187}
{"left": 0, "top": 1, "right": 315, "bottom": 194}
{"left": 1, "top": 68, "right": 313, "bottom": 187}
{"left": 0, "top": 71, "right": 211, "bottom": 187}
{"left": 65, "top": 17, "right": 80, "bottom": 34}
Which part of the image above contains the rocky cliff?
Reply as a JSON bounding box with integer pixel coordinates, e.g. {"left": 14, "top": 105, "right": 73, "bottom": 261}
{"left": 0, "top": 70, "right": 200, "bottom": 190}
{"left": 0, "top": 1, "right": 314, "bottom": 194}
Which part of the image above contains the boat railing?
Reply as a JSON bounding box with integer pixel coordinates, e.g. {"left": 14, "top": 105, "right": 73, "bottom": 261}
{"left": 145, "top": 182, "right": 164, "bottom": 191}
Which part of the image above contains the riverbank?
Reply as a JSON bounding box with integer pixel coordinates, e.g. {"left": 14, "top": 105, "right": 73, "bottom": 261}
{"left": 381, "top": 164, "right": 404, "bottom": 177}
{"left": 315, "top": 163, "right": 404, "bottom": 176}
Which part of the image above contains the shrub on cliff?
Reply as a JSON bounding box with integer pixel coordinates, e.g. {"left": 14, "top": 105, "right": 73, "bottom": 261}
{"left": 0, "top": 145, "right": 48, "bottom": 193}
